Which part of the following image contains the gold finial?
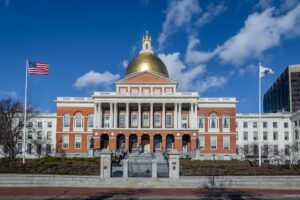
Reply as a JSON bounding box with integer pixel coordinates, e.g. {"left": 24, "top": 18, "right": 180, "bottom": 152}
{"left": 145, "top": 31, "right": 149, "bottom": 39}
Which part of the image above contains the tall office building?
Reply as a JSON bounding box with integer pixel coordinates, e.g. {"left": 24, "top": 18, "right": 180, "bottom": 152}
{"left": 264, "top": 64, "right": 300, "bottom": 113}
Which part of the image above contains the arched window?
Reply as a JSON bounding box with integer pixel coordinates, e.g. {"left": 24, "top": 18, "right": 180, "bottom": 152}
{"left": 197, "top": 115, "right": 205, "bottom": 129}
{"left": 209, "top": 114, "right": 218, "bottom": 129}
{"left": 88, "top": 114, "right": 94, "bottom": 129}
{"left": 74, "top": 113, "right": 82, "bottom": 129}
{"left": 145, "top": 43, "right": 149, "bottom": 49}
{"left": 63, "top": 113, "right": 70, "bottom": 128}
{"left": 223, "top": 114, "right": 230, "bottom": 129}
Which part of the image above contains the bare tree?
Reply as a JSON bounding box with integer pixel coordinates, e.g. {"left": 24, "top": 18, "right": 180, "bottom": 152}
{"left": 283, "top": 142, "right": 300, "bottom": 167}
{"left": 30, "top": 139, "right": 52, "bottom": 159}
{"left": 0, "top": 98, "right": 36, "bottom": 160}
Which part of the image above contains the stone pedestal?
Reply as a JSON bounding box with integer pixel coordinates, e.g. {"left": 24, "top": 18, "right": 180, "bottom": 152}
{"left": 88, "top": 149, "right": 94, "bottom": 157}
{"left": 152, "top": 159, "right": 158, "bottom": 178}
{"left": 122, "top": 159, "right": 128, "bottom": 178}
{"left": 100, "top": 149, "right": 112, "bottom": 178}
{"left": 168, "top": 150, "right": 180, "bottom": 179}
{"left": 192, "top": 149, "right": 201, "bottom": 160}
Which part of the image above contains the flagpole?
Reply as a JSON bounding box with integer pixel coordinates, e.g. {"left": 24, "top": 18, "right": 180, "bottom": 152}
{"left": 258, "top": 61, "right": 262, "bottom": 167}
{"left": 22, "top": 59, "right": 28, "bottom": 164}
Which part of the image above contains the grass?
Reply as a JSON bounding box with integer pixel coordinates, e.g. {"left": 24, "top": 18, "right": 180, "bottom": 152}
{"left": 0, "top": 156, "right": 100, "bottom": 175}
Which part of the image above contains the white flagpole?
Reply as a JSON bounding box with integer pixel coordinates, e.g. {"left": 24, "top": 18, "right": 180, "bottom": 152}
{"left": 22, "top": 59, "right": 28, "bottom": 164}
{"left": 258, "top": 62, "right": 262, "bottom": 167}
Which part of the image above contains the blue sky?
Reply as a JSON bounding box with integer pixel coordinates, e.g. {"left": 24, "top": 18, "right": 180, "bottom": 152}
{"left": 1, "top": 0, "right": 300, "bottom": 113}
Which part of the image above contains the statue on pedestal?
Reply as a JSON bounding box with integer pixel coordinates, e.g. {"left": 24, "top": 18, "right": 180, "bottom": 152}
{"left": 89, "top": 136, "right": 94, "bottom": 149}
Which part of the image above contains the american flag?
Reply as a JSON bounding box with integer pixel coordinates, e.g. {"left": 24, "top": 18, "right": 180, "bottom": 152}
{"left": 28, "top": 61, "right": 50, "bottom": 75}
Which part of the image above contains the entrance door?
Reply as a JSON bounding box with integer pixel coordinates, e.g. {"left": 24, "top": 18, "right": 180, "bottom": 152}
{"left": 141, "top": 134, "right": 150, "bottom": 153}
{"left": 182, "top": 134, "right": 190, "bottom": 152}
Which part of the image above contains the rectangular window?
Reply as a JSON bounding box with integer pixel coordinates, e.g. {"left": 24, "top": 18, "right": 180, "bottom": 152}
{"left": 253, "top": 131, "right": 258, "bottom": 141}
{"left": 284, "top": 122, "right": 289, "bottom": 128}
{"left": 166, "top": 88, "right": 172, "bottom": 95}
{"left": 47, "top": 131, "right": 51, "bottom": 140}
{"left": 37, "top": 131, "right": 42, "bottom": 140}
{"left": 120, "top": 88, "right": 126, "bottom": 95}
{"left": 210, "top": 136, "right": 217, "bottom": 150}
{"left": 28, "top": 131, "right": 32, "bottom": 139}
{"left": 18, "top": 133, "right": 23, "bottom": 140}
{"left": 87, "top": 135, "right": 93, "bottom": 149}
{"left": 243, "top": 122, "right": 248, "bottom": 128}
{"left": 142, "top": 113, "right": 149, "bottom": 127}
{"left": 27, "top": 122, "right": 33, "bottom": 128}
{"left": 119, "top": 113, "right": 125, "bottom": 128}
{"left": 131, "top": 113, "right": 138, "bottom": 127}
{"left": 132, "top": 88, "right": 138, "bottom": 95}
{"left": 274, "top": 145, "right": 278, "bottom": 155}
{"left": 253, "top": 144, "right": 258, "bottom": 155}
{"left": 181, "top": 116, "right": 188, "bottom": 128}
{"left": 198, "top": 116, "right": 204, "bottom": 129}
{"left": 223, "top": 136, "right": 230, "bottom": 150}
{"left": 62, "top": 135, "right": 69, "bottom": 149}
{"left": 284, "top": 131, "right": 289, "bottom": 140}
{"left": 46, "top": 144, "right": 51, "bottom": 154}
{"left": 143, "top": 89, "right": 150, "bottom": 95}
{"left": 199, "top": 136, "right": 205, "bottom": 150}
{"left": 244, "top": 145, "right": 249, "bottom": 154}
{"left": 27, "top": 144, "right": 32, "bottom": 154}
{"left": 154, "top": 89, "right": 161, "bottom": 95}
{"left": 295, "top": 121, "right": 298, "bottom": 127}
{"left": 296, "top": 131, "right": 299, "bottom": 140}
{"left": 243, "top": 131, "right": 248, "bottom": 141}
{"left": 263, "top": 145, "right": 269, "bottom": 156}
{"left": 166, "top": 113, "right": 172, "bottom": 127}
{"left": 37, "top": 144, "right": 42, "bottom": 155}
{"left": 273, "top": 131, "right": 278, "bottom": 140}
{"left": 154, "top": 113, "right": 161, "bottom": 127}
{"left": 263, "top": 131, "right": 268, "bottom": 140}
{"left": 17, "top": 143, "right": 22, "bottom": 153}
{"left": 75, "top": 135, "right": 81, "bottom": 149}
{"left": 38, "top": 122, "right": 43, "bottom": 128}
{"left": 273, "top": 122, "right": 277, "bottom": 128}
{"left": 47, "top": 122, "right": 52, "bottom": 128}
{"left": 104, "top": 116, "right": 110, "bottom": 128}
{"left": 253, "top": 122, "right": 257, "bottom": 128}
{"left": 285, "top": 145, "right": 290, "bottom": 155}
{"left": 263, "top": 122, "right": 268, "bottom": 128}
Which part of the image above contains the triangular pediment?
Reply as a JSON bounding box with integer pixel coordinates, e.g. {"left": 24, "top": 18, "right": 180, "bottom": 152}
{"left": 116, "top": 71, "right": 178, "bottom": 84}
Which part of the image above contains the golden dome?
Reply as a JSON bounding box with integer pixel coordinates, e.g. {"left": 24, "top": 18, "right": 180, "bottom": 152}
{"left": 125, "top": 31, "right": 169, "bottom": 78}
{"left": 125, "top": 52, "right": 169, "bottom": 78}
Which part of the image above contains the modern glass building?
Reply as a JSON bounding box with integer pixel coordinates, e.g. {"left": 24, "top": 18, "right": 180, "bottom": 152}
{"left": 264, "top": 64, "right": 300, "bottom": 113}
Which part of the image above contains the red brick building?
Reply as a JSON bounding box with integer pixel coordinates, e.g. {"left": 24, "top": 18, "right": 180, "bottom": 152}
{"left": 56, "top": 32, "right": 237, "bottom": 159}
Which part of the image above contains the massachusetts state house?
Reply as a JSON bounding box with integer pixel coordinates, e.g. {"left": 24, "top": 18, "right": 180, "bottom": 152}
{"left": 56, "top": 32, "right": 237, "bottom": 160}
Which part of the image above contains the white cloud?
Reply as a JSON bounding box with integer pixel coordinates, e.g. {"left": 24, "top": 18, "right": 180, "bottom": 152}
{"left": 158, "top": 0, "right": 201, "bottom": 50}
{"left": 122, "top": 60, "right": 128, "bottom": 69}
{"left": 0, "top": 90, "right": 17, "bottom": 98}
{"left": 238, "top": 64, "right": 258, "bottom": 76}
{"left": 74, "top": 70, "right": 120, "bottom": 89}
{"left": 158, "top": 52, "right": 227, "bottom": 93}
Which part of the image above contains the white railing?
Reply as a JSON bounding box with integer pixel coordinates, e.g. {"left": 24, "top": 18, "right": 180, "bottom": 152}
{"left": 198, "top": 98, "right": 237, "bottom": 102}
{"left": 56, "top": 97, "right": 93, "bottom": 101}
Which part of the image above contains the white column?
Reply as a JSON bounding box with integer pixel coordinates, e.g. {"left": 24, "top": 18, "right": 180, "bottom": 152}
{"left": 174, "top": 103, "right": 177, "bottom": 129}
{"left": 110, "top": 103, "right": 113, "bottom": 128}
{"left": 150, "top": 103, "right": 153, "bottom": 129}
{"left": 178, "top": 103, "right": 182, "bottom": 129}
{"left": 94, "top": 103, "right": 98, "bottom": 128}
{"left": 99, "top": 103, "right": 102, "bottom": 128}
{"left": 114, "top": 102, "right": 117, "bottom": 128}
{"left": 189, "top": 103, "right": 193, "bottom": 129}
{"left": 138, "top": 102, "right": 141, "bottom": 129}
{"left": 126, "top": 103, "right": 129, "bottom": 129}
{"left": 162, "top": 103, "right": 165, "bottom": 129}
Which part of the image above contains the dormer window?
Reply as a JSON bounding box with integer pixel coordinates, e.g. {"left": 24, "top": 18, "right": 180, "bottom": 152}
{"left": 145, "top": 43, "right": 149, "bottom": 50}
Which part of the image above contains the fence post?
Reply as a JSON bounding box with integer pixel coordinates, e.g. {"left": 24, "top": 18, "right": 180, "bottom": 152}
{"left": 122, "top": 159, "right": 128, "bottom": 178}
{"left": 168, "top": 150, "right": 180, "bottom": 179}
{"left": 100, "top": 149, "right": 112, "bottom": 178}
{"left": 152, "top": 159, "right": 158, "bottom": 178}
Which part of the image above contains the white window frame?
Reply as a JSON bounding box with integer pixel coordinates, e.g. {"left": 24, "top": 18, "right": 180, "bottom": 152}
{"left": 63, "top": 113, "right": 70, "bottom": 131}
{"left": 197, "top": 115, "right": 205, "bottom": 131}
{"left": 223, "top": 114, "right": 230, "bottom": 132}
{"left": 131, "top": 112, "right": 138, "bottom": 127}
{"left": 165, "top": 88, "right": 172, "bottom": 95}
{"left": 120, "top": 88, "right": 126, "bottom": 95}
{"left": 209, "top": 114, "right": 219, "bottom": 132}
{"left": 74, "top": 113, "right": 83, "bottom": 131}
{"left": 132, "top": 88, "right": 138, "bottom": 95}
{"left": 143, "top": 89, "right": 150, "bottom": 95}
{"left": 75, "top": 135, "right": 82, "bottom": 149}
{"left": 47, "top": 131, "right": 51, "bottom": 140}
{"left": 88, "top": 114, "right": 94, "bottom": 130}
{"left": 165, "top": 113, "right": 173, "bottom": 128}
{"left": 119, "top": 112, "right": 126, "bottom": 128}
{"left": 154, "top": 89, "right": 161, "bottom": 95}
{"left": 181, "top": 115, "right": 188, "bottom": 128}
{"left": 154, "top": 113, "right": 161, "bottom": 128}
{"left": 223, "top": 136, "right": 230, "bottom": 150}
{"left": 62, "top": 135, "right": 69, "bottom": 149}
{"left": 142, "top": 113, "right": 149, "bottom": 127}
{"left": 199, "top": 135, "right": 205, "bottom": 150}
{"left": 284, "top": 131, "right": 289, "bottom": 141}
{"left": 210, "top": 136, "right": 217, "bottom": 150}
{"left": 104, "top": 115, "right": 110, "bottom": 128}
{"left": 37, "top": 131, "right": 42, "bottom": 140}
{"left": 253, "top": 131, "right": 258, "bottom": 141}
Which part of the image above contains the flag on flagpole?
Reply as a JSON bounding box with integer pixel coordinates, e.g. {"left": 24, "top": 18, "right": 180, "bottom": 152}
{"left": 28, "top": 61, "right": 50, "bottom": 75}
{"left": 260, "top": 65, "right": 274, "bottom": 78}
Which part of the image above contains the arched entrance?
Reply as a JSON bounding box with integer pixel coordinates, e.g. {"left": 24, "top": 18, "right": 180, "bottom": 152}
{"left": 129, "top": 134, "right": 138, "bottom": 152}
{"left": 154, "top": 134, "right": 162, "bottom": 152}
{"left": 166, "top": 134, "right": 174, "bottom": 150}
{"left": 141, "top": 134, "right": 150, "bottom": 153}
{"left": 182, "top": 134, "right": 191, "bottom": 152}
{"left": 117, "top": 134, "right": 125, "bottom": 151}
{"left": 100, "top": 134, "right": 109, "bottom": 149}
